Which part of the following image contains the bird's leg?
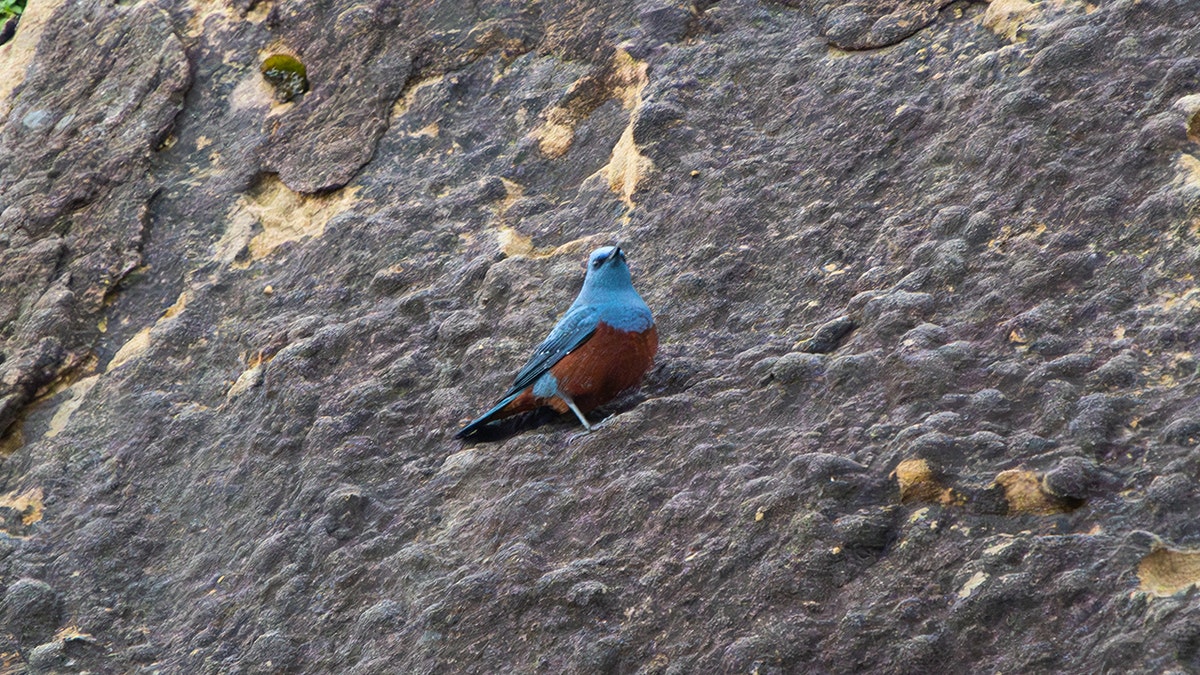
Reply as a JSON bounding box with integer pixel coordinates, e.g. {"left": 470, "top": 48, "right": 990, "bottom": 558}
{"left": 559, "top": 394, "right": 592, "bottom": 431}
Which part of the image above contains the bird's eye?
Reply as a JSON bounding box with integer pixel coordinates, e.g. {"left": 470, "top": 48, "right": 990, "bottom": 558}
{"left": 592, "top": 257, "right": 606, "bottom": 269}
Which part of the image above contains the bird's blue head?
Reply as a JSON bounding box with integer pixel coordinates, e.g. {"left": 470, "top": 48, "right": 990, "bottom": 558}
{"left": 583, "top": 246, "right": 630, "bottom": 288}
{"left": 574, "top": 245, "right": 641, "bottom": 306}
{"left": 570, "top": 245, "right": 652, "bottom": 327}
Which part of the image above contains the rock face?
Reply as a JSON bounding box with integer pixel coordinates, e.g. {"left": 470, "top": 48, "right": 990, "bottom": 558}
{"left": 1, "top": 0, "right": 1200, "bottom": 671}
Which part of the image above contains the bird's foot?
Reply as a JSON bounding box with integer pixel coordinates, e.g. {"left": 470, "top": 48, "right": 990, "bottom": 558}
{"left": 568, "top": 413, "right": 630, "bottom": 443}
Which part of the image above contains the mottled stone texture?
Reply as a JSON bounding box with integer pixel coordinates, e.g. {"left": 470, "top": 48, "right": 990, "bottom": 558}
{"left": 1, "top": 0, "right": 1200, "bottom": 672}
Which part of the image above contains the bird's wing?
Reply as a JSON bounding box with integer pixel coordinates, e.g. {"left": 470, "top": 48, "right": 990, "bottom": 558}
{"left": 502, "top": 305, "right": 599, "bottom": 397}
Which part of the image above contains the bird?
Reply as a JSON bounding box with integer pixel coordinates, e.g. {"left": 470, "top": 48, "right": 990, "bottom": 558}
{"left": 455, "top": 245, "right": 657, "bottom": 439}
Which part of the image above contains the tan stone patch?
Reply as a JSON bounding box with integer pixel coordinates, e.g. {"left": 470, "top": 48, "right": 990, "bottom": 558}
{"left": 45, "top": 375, "right": 100, "bottom": 438}
{"left": 229, "top": 68, "right": 277, "bottom": 113}
{"left": 986, "top": 222, "right": 1048, "bottom": 253}
{"left": 220, "top": 175, "right": 361, "bottom": 267}
{"left": 186, "top": 0, "right": 269, "bottom": 38}
{"left": 600, "top": 123, "right": 654, "bottom": 209}
{"left": 226, "top": 364, "right": 264, "bottom": 400}
{"left": 410, "top": 122, "right": 440, "bottom": 139}
{"left": 0, "top": 350, "right": 97, "bottom": 452}
{"left": 1176, "top": 96, "right": 1200, "bottom": 141}
{"left": 527, "top": 50, "right": 655, "bottom": 206}
{"left": 993, "top": 469, "right": 1075, "bottom": 514}
{"left": 0, "top": 0, "right": 69, "bottom": 117}
{"left": 497, "top": 178, "right": 525, "bottom": 214}
{"left": 0, "top": 649, "right": 23, "bottom": 673}
{"left": 1138, "top": 547, "right": 1200, "bottom": 596}
{"left": 497, "top": 226, "right": 534, "bottom": 257}
{"left": 0, "top": 421, "right": 21, "bottom": 456}
{"left": 609, "top": 49, "right": 649, "bottom": 109}
{"left": 891, "top": 458, "right": 961, "bottom": 505}
{"left": 527, "top": 66, "right": 615, "bottom": 159}
{"left": 596, "top": 50, "right": 653, "bottom": 208}
{"left": 107, "top": 290, "right": 191, "bottom": 371}
{"left": 108, "top": 327, "right": 152, "bottom": 372}
{"left": 1175, "top": 153, "right": 1200, "bottom": 189}
{"left": 391, "top": 75, "right": 446, "bottom": 118}
{"left": 0, "top": 487, "right": 43, "bottom": 528}
{"left": 532, "top": 117, "right": 576, "bottom": 158}
{"left": 980, "top": 0, "right": 1037, "bottom": 41}
{"left": 957, "top": 571, "right": 989, "bottom": 598}
{"left": 1138, "top": 287, "right": 1200, "bottom": 319}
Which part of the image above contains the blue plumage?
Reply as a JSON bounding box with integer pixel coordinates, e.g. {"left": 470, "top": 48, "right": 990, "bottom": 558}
{"left": 455, "top": 246, "right": 655, "bottom": 438}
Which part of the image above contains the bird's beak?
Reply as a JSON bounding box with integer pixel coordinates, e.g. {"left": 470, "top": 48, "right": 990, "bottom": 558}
{"left": 611, "top": 246, "right": 623, "bottom": 263}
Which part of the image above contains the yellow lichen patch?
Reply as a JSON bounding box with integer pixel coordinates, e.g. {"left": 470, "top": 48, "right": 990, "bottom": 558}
{"left": 214, "top": 209, "right": 258, "bottom": 264}
{"left": 0, "top": 487, "right": 44, "bottom": 527}
{"left": 106, "top": 290, "right": 190, "bottom": 372}
{"left": 162, "top": 290, "right": 190, "bottom": 320}
{"left": 993, "top": 469, "right": 1074, "bottom": 515}
{"left": 542, "top": 235, "right": 611, "bottom": 260}
{"left": 596, "top": 50, "right": 654, "bottom": 208}
{"left": 983, "top": 537, "right": 1016, "bottom": 556}
{"left": 493, "top": 228, "right": 607, "bottom": 262}
{"left": 0, "top": 419, "right": 22, "bottom": 457}
{"left": 532, "top": 117, "right": 576, "bottom": 158}
{"left": 45, "top": 375, "right": 100, "bottom": 439}
{"left": 528, "top": 75, "right": 605, "bottom": 158}
{"left": 609, "top": 49, "right": 648, "bottom": 110}
{"left": 226, "top": 364, "right": 264, "bottom": 400}
{"left": 986, "top": 222, "right": 1048, "bottom": 253}
{"left": 224, "top": 175, "right": 361, "bottom": 267}
{"left": 26, "top": 353, "right": 98, "bottom": 403}
{"left": 53, "top": 626, "right": 94, "bottom": 643}
{"left": 497, "top": 226, "right": 534, "bottom": 257}
{"left": 600, "top": 124, "right": 654, "bottom": 209}
{"left": 186, "top": 0, "right": 269, "bottom": 38}
{"left": 0, "top": 649, "right": 22, "bottom": 673}
{"left": 108, "top": 328, "right": 152, "bottom": 372}
{"left": 980, "top": 0, "right": 1037, "bottom": 41}
{"left": 497, "top": 178, "right": 525, "bottom": 215}
{"left": 957, "top": 571, "right": 989, "bottom": 598}
{"left": 0, "top": 0, "right": 69, "bottom": 117}
{"left": 409, "top": 122, "right": 439, "bottom": 139}
{"left": 1175, "top": 153, "right": 1200, "bottom": 191}
{"left": 391, "top": 75, "right": 446, "bottom": 118}
{"left": 1174, "top": 95, "right": 1200, "bottom": 143}
{"left": 1138, "top": 547, "right": 1200, "bottom": 596}
{"left": 1147, "top": 287, "right": 1200, "bottom": 314}
{"left": 529, "top": 48, "right": 653, "bottom": 181}
{"left": 891, "top": 458, "right": 961, "bottom": 505}
{"left": 1171, "top": 156, "right": 1200, "bottom": 223}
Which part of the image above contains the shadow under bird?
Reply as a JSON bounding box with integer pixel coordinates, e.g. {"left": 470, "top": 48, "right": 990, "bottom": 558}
{"left": 455, "top": 246, "right": 657, "bottom": 439}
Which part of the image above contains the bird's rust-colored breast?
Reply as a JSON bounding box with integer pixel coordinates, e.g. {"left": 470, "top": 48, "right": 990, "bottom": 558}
{"left": 496, "top": 322, "right": 657, "bottom": 419}
{"left": 548, "top": 322, "right": 658, "bottom": 413}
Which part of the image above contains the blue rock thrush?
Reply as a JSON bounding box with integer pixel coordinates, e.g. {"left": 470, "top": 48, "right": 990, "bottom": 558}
{"left": 455, "top": 246, "right": 657, "bottom": 438}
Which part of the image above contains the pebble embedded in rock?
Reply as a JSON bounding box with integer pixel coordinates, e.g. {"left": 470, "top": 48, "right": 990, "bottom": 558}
{"left": 2, "top": 579, "right": 63, "bottom": 647}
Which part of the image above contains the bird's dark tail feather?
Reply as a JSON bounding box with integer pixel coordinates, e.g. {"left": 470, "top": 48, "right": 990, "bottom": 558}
{"left": 455, "top": 393, "right": 519, "bottom": 439}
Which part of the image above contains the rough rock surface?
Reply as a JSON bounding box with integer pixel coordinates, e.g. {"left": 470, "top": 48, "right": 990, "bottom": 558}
{"left": 2, "top": 0, "right": 1200, "bottom": 672}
